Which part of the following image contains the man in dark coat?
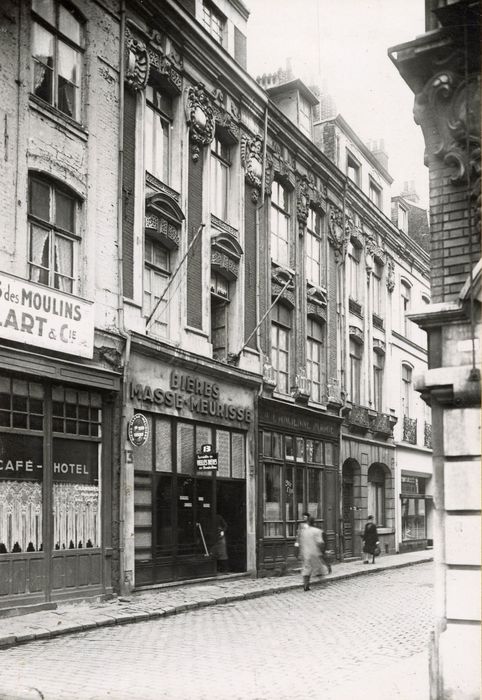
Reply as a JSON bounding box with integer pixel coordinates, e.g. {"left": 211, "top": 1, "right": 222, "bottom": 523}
{"left": 362, "top": 515, "right": 379, "bottom": 564}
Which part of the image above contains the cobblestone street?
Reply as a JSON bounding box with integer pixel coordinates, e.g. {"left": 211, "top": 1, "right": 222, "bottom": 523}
{"left": 0, "top": 563, "right": 433, "bottom": 700}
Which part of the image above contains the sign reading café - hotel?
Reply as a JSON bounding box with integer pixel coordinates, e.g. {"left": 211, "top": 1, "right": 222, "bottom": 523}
{"left": 0, "top": 271, "right": 94, "bottom": 358}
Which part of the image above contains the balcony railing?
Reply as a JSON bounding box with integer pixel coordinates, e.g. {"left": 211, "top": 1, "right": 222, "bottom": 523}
{"left": 403, "top": 415, "right": 417, "bottom": 444}
{"left": 424, "top": 421, "right": 432, "bottom": 449}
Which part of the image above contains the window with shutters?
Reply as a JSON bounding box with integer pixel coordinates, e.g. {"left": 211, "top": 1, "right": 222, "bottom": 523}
{"left": 145, "top": 87, "right": 172, "bottom": 185}
{"left": 270, "top": 182, "right": 290, "bottom": 267}
{"left": 306, "top": 318, "right": 324, "bottom": 403}
{"left": 144, "top": 236, "right": 170, "bottom": 338}
{"left": 271, "top": 303, "right": 291, "bottom": 394}
{"left": 305, "top": 208, "right": 323, "bottom": 286}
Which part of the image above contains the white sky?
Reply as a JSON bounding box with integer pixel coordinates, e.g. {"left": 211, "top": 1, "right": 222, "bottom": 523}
{"left": 245, "top": 0, "right": 429, "bottom": 205}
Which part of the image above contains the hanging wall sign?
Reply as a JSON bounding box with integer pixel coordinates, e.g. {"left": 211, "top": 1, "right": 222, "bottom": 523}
{"left": 128, "top": 414, "right": 149, "bottom": 447}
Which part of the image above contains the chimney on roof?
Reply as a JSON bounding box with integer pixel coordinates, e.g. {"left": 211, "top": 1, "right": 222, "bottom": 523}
{"left": 311, "top": 87, "right": 337, "bottom": 122}
{"left": 400, "top": 180, "right": 420, "bottom": 204}
{"left": 367, "top": 138, "right": 389, "bottom": 171}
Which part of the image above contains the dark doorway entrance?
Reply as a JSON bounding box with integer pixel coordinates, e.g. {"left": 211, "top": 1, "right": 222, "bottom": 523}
{"left": 216, "top": 480, "right": 246, "bottom": 572}
{"left": 342, "top": 460, "right": 355, "bottom": 558}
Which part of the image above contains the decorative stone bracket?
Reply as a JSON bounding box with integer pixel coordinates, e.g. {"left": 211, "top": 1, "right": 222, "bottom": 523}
{"left": 291, "top": 367, "right": 311, "bottom": 403}
{"left": 296, "top": 174, "right": 327, "bottom": 234}
{"left": 211, "top": 231, "right": 243, "bottom": 281}
{"left": 125, "top": 29, "right": 149, "bottom": 91}
{"left": 262, "top": 360, "right": 277, "bottom": 394}
{"left": 307, "top": 284, "right": 328, "bottom": 320}
{"left": 212, "top": 89, "right": 240, "bottom": 145}
{"left": 265, "top": 150, "right": 296, "bottom": 196}
{"left": 145, "top": 192, "right": 185, "bottom": 250}
{"left": 185, "top": 82, "right": 215, "bottom": 162}
{"left": 241, "top": 135, "right": 263, "bottom": 203}
{"left": 271, "top": 265, "right": 295, "bottom": 308}
{"left": 349, "top": 325, "right": 364, "bottom": 344}
{"left": 385, "top": 257, "right": 395, "bottom": 293}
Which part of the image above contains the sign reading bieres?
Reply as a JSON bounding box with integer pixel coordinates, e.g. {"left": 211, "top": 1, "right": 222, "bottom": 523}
{"left": 130, "top": 370, "right": 253, "bottom": 424}
{"left": 0, "top": 271, "right": 94, "bottom": 359}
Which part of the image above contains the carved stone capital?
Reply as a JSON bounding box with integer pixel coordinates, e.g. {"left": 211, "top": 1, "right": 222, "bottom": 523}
{"left": 296, "top": 174, "right": 327, "bottom": 234}
{"left": 291, "top": 367, "right": 311, "bottom": 403}
{"left": 328, "top": 206, "right": 350, "bottom": 260}
{"left": 185, "top": 82, "right": 215, "bottom": 162}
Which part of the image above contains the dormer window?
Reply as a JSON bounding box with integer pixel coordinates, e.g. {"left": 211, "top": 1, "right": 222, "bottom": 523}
{"left": 347, "top": 151, "right": 361, "bottom": 186}
{"left": 398, "top": 204, "right": 408, "bottom": 233}
{"left": 202, "top": 1, "right": 225, "bottom": 44}
{"left": 369, "top": 178, "right": 383, "bottom": 209}
{"left": 299, "top": 95, "right": 311, "bottom": 136}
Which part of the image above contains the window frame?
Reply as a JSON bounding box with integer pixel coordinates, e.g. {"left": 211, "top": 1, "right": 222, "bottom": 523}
{"left": 202, "top": 1, "right": 225, "bottom": 45}
{"left": 348, "top": 242, "right": 361, "bottom": 302}
{"left": 28, "top": 174, "right": 80, "bottom": 293}
{"left": 369, "top": 177, "right": 383, "bottom": 209}
{"left": 371, "top": 261, "right": 383, "bottom": 317}
{"left": 271, "top": 303, "right": 291, "bottom": 395}
{"left": 346, "top": 151, "right": 361, "bottom": 186}
{"left": 349, "top": 338, "right": 362, "bottom": 405}
{"left": 144, "top": 86, "right": 172, "bottom": 185}
{"left": 401, "top": 363, "right": 413, "bottom": 418}
{"left": 368, "top": 464, "right": 386, "bottom": 527}
{"left": 306, "top": 318, "right": 324, "bottom": 403}
{"left": 31, "top": 0, "right": 84, "bottom": 122}
{"left": 373, "top": 350, "right": 384, "bottom": 412}
{"left": 400, "top": 280, "right": 411, "bottom": 336}
{"left": 144, "top": 235, "right": 171, "bottom": 338}
{"left": 210, "top": 272, "right": 230, "bottom": 361}
{"left": 270, "top": 181, "right": 290, "bottom": 268}
{"left": 210, "top": 136, "right": 231, "bottom": 223}
{"left": 305, "top": 208, "right": 323, "bottom": 286}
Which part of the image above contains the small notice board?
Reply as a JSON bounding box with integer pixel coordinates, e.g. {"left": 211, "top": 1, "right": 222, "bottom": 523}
{"left": 196, "top": 444, "right": 218, "bottom": 471}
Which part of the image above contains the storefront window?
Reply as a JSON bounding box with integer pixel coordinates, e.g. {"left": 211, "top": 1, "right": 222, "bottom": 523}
{"left": 401, "top": 498, "right": 426, "bottom": 540}
{"left": 0, "top": 378, "right": 44, "bottom": 554}
{"left": 52, "top": 386, "right": 102, "bottom": 549}
{"left": 308, "top": 467, "right": 323, "bottom": 522}
{"left": 285, "top": 466, "right": 304, "bottom": 537}
{"left": 273, "top": 433, "right": 282, "bottom": 459}
{"left": 368, "top": 463, "right": 385, "bottom": 526}
{"left": 264, "top": 464, "right": 282, "bottom": 537}
{"left": 285, "top": 435, "right": 294, "bottom": 460}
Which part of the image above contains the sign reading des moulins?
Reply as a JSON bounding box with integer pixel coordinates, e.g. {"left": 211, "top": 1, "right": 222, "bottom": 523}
{"left": 0, "top": 271, "right": 94, "bottom": 359}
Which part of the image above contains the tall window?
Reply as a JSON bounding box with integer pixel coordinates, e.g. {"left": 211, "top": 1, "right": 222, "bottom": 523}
{"left": 271, "top": 304, "right": 291, "bottom": 394}
{"left": 348, "top": 242, "right": 361, "bottom": 302}
{"left": 305, "top": 208, "right": 322, "bottom": 286}
{"left": 145, "top": 87, "right": 172, "bottom": 184}
{"left": 368, "top": 464, "right": 386, "bottom": 527}
{"left": 369, "top": 179, "right": 383, "bottom": 209}
{"left": 144, "top": 237, "right": 170, "bottom": 337}
{"left": 402, "top": 364, "right": 412, "bottom": 417}
{"left": 373, "top": 350, "right": 384, "bottom": 411}
{"left": 31, "top": 0, "right": 83, "bottom": 121}
{"left": 299, "top": 95, "right": 311, "bottom": 136}
{"left": 400, "top": 280, "right": 411, "bottom": 336}
{"left": 210, "top": 137, "right": 230, "bottom": 222}
{"left": 28, "top": 175, "right": 78, "bottom": 293}
{"left": 270, "top": 182, "right": 290, "bottom": 267}
{"left": 398, "top": 204, "right": 408, "bottom": 232}
{"left": 306, "top": 319, "right": 324, "bottom": 403}
{"left": 372, "top": 262, "right": 383, "bottom": 316}
{"left": 347, "top": 152, "right": 361, "bottom": 186}
{"left": 349, "top": 338, "right": 362, "bottom": 405}
{"left": 202, "top": 1, "right": 225, "bottom": 44}
{"left": 210, "top": 273, "right": 230, "bottom": 361}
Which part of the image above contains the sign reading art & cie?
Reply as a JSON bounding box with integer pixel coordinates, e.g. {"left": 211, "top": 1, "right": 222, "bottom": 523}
{"left": 0, "top": 271, "right": 94, "bottom": 359}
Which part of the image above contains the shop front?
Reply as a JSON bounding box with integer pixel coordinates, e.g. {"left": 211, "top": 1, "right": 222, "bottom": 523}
{"left": 399, "top": 473, "right": 433, "bottom": 552}
{"left": 0, "top": 347, "right": 120, "bottom": 611}
{"left": 340, "top": 435, "right": 396, "bottom": 559}
{"left": 126, "top": 347, "right": 259, "bottom": 587}
{"left": 257, "top": 398, "right": 342, "bottom": 574}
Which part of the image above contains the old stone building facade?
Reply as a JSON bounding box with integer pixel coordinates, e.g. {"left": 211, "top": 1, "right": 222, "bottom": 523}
{"left": 0, "top": 0, "right": 433, "bottom": 611}
{"left": 390, "top": 1, "right": 480, "bottom": 698}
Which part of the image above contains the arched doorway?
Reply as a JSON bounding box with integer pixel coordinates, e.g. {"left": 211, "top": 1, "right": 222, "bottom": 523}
{"left": 342, "top": 459, "right": 359, "bottom": 557}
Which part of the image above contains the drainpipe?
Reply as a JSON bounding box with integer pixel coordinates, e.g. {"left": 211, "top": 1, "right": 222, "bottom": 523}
{"left": 117, "top": 0, "right": 132, "bottom": 597}
{"left": 337, "top": 177, "right": 348, "bottom": 558}
{"left": 255, "top": 105, "right": 268, "bottom": 356}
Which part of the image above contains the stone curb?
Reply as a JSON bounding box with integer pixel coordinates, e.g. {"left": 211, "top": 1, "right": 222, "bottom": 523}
{"left": 0, "top": 557, "right": 432, "bottom": 650}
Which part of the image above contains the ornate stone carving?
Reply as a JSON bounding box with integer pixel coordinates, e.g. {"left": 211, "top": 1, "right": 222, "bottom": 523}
{"left": 185, "top": 83, "right": 215, "bottom": 162}
{"left": 365, "top": 234, "right": 386, "bottom": 264}
{"left": 349, "top": 326, "right": 364, "bottom": 344}
{"left": 414, "top": 67, "right": 480, "bottom": 235}
{"left": 148, "top": 48, "right": 182, "bottom": 94}
{"left": 144, "top": 214, "right": 180, "bottom": 249}
{"left": 144, "top": 191, "right": 184, "bottom": 250}
{"left": 271, "top": 265, "right": 295, "bottom": 307}
{"left": 373, "top": 338, "right": 386, "bottom": 353}
{"left": 291, "top": 367, "right": 311, "bottom": 403}
{"left": 296, "top": 174, "right": 327, "bottom": 234}
{"left": 262, "top": 359, "right": 277, "bottom": 393}
{"left": 265, "top": 150, "right": 295, "bottom": 196}
{"left": 328, "top": 206, "right": 350, "bottom": 260}
{"left": 386, "top": 256, "right": 395, "bottom": 293}
{"left": 307, "top": 284, "right": 328, "bottom": 320}
{"left": 125, "top": 30, "right": 149, "bottom": 91}
{"left": 241, "top": 135, "right": 263, "bottom": 202}
{"left": 211, "top": 231, "right": 243, "bottom": 281}
{"left": 145, "top": 174, "right": 181, "bottom": 204}
{"left": 212, "top": 88, "right": 240, "bottom": 144}
{"left": 211, "top": 215, "right": 239, "bottom": 239}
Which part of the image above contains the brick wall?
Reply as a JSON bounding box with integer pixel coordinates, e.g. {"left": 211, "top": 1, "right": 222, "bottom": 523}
{"left": 186, "top": 150, "right": 203, "bottom": 329}
{"left": 427, "top": 156, "right": 480, "bottom": 303}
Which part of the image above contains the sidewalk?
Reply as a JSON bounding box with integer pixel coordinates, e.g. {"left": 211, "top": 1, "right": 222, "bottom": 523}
{"left": 0, "top": 550, "right": 431, "bottom": 650}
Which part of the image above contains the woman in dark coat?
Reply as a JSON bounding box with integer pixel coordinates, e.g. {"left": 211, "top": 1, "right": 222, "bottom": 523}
{"left": 362, "top": 515, "right": 379, "bottom": 564}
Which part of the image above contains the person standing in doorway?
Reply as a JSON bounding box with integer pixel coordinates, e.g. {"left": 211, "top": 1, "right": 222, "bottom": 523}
{"left": 299, "top": 515, "right": 325, "bottom": 591}
{"left": 362, "top": 515, "right": 379, "bottom": 564}
{"left": 211, "top": 513, "right": 229, "bottom": 573}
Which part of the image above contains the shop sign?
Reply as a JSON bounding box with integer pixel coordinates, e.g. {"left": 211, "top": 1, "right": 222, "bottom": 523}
{"left": 129, "top": 370, "right": 253, "bottom": 425}
{"left": 0, "top": 271, "right": 94, "bottom": 359}
{"left": 196, "top": 444, "right": 218, "bottom": 471}
{"left": 0, "top": 434, "right": 98, "bottom": 485}
{"left": 259, "top": 402, "right": 339, "bottom": 437}
{"left": 128, "top": 414, "right": 149, "bottom": 447}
